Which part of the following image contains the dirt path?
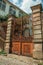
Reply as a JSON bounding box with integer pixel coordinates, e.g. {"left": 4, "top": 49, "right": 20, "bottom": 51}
{"left": 0, "top": 54, "right": 38, "bottom": 65}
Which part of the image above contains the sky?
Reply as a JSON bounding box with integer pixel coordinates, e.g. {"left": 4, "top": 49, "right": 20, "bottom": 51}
{"left": 9, "top": 0, "right": 42, "bottom": 14}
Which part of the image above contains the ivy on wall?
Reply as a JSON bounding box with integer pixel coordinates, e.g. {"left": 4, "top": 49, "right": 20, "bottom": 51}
{"left": 0, "top": 15, "right": 8, "bottom": 22}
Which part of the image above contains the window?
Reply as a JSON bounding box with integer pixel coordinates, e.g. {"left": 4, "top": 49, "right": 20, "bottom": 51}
{"left": 0, "top": 0, "right": 6, "bottom": 11}
{"left": 9, "top": 6, "right": 16, "bottom": 15}
{"left": 0, "top": 2, "right": 2, "bottom": 8}
{"left": 19, "top": 13, "right": 21, "bottom": 17}
{"left": 2, "top": 1, "right": 6, "bottom": 11}
{"left": 19, "top": 12, "right": 22, "bottom": 17}
{"left": 9, "top": 6, "right": 13, "bottom": 14}
{"left": 13, "top": 10, "right": 16, "bottom": 15}
{"left": 0, "top": 0, "right": 2, "bottom": 2}
{"left": 9, "top": 6, "right": 12, "bottom": 11}
{"left": 0, "top": 0, "right": 2, "bottom": 8}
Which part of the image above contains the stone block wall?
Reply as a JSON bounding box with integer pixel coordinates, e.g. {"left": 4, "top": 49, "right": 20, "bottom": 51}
{"left": 31, "top": 4, "right": 43, "bottom": 59}
{"left": 4, "top": 16, "right": 13, "bottom": 53}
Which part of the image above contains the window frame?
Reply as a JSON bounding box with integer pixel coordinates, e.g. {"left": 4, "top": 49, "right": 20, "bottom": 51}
{"left": 9, "top": 6, "right": 16, "bottom": 15}
{"left": 0, "top": 0, "right": 6, "bottom": 11}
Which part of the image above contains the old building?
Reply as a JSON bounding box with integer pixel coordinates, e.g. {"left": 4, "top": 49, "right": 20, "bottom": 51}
{"left": 0, "top": 0, "right": 43, "bottom": 59}
{"left": 4, "top": 15, "right": 33, "bottom": 56}
{"left": 0, "top": 0, "right": 28, "bottom": 17}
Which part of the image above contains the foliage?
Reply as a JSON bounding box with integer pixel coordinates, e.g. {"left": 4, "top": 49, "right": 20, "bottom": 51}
{"left": 38, "top": 63, "right": 43, "bottom": 65}
{"left": 0, "top": 14, "right": 19, "bottom": 22}
{"left": 0, "top": 50, "right": 7, "bottom": 55}
{"left": 0, "top": 15, "right": 8, "bottom": 22}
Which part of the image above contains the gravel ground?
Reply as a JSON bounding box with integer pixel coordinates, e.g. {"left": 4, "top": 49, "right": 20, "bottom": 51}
{"left": 0, "top": 54, "right": 38, "bottom": 65}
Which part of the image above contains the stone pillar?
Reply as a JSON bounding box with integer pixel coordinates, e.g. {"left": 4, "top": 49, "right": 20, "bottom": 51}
{"left": 41, "top": 12, "right": 43, "bottom": 60}
{"left": 4, "top": 15, "right": 14, "bottom": 53}
{"left": 31, "top": 4, "right": 43, "bottom": 59}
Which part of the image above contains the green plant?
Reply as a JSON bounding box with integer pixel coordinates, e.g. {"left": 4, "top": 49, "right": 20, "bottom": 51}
{"left": 0, "top": 50, "right": 7, "bottom": 55}
{"left": 38, "top": 63, "right": 43, "bottom": 65}
{"left": 0, "top": 14, "right": 9, "bottom": 22}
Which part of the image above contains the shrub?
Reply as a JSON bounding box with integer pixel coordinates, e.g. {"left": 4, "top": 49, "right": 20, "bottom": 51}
{"left": 0, "top": 50, "right": 7, "bottom": 55}
{"left": 38, "top": 63, "right": 43, "bottom": 65}
{"left": 0, "top": 15, "right": 8, "bottom": 22}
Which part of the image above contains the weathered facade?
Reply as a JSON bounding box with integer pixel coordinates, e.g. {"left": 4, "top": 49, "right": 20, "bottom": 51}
{"left": 0, "top": 4, "right": 43, "bottom": 58}
{"left": 0, "top": 0, "right": 28, "bottom": 17}
{"left": 4, "top": 15, "right": 33, "bottom": 56}
{"left": 0, "top": 22, "right": 7, "bottom": 51}
{"left": 31, "top": 4, "right": 43, "bottom": 59}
